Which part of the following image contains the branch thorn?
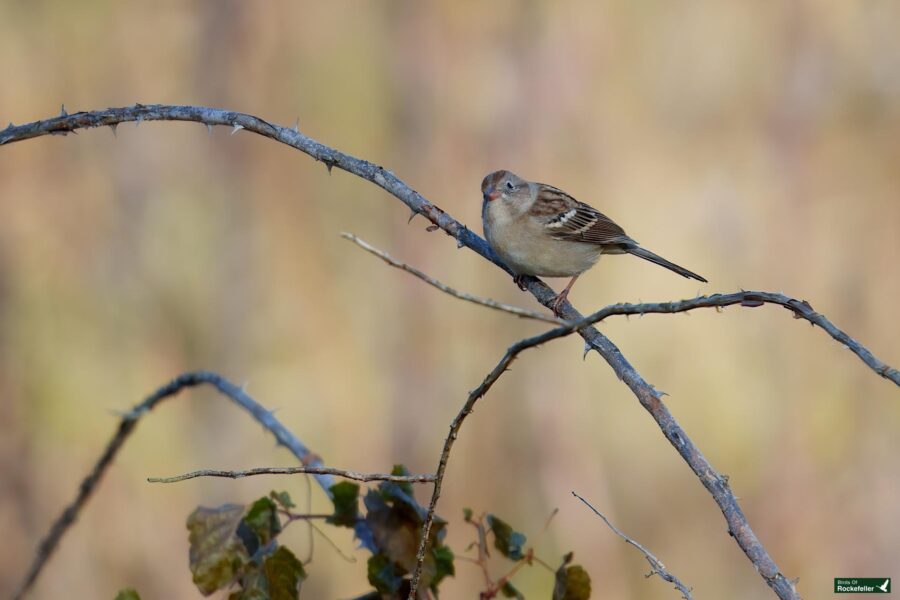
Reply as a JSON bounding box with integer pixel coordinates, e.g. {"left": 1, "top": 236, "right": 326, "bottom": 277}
{"left": 108, "top": 123, "right": 117, "bottom": 138}
{"left": 59, "top": 104, "right": 67, "bottom": 117}
{"left": 231, "top": 123, "right": 244, "bottom": 135}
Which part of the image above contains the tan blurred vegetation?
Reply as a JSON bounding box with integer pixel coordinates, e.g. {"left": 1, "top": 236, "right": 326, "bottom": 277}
{"left": 1, "top": 1, "right": 898, "bottom": 598}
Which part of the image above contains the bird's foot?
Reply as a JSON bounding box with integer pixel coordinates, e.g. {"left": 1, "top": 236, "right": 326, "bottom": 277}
{"left": 550, "top": 290, "right": 570, "bottom": 315}
{"left": 513, "top": 274, "right": 528, "bottom": 291}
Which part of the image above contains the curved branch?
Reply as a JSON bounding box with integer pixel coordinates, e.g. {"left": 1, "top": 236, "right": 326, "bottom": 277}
{"left": 6, "top": 107, "right": 886, "bottom": 385}
{"left": 0, "top": 103, "right": 495, "bottom": 266}
{"left": 13, "top": 370, "right": 334, "bottom": 600}
{"left": 410, "top": 322, "right": 549, "bottom": 594}
{"left": 583, "top": 292, "right": 899, "bottom": 386}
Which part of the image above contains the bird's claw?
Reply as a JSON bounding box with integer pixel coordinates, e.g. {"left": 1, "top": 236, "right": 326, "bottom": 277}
{"left": 513, "top": 274, "right": 528, "bottom": 291}
{"left": 550, "top": 291, "right": 569, "bottom": 316}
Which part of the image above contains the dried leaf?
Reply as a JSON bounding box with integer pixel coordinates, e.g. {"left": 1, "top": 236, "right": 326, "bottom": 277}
{"left": 187, "top": 504, "right": 248, "bottom": 595}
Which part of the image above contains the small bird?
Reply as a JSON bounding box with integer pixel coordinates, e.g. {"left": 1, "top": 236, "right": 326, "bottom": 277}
{"left": 481, "top": 170, "right": 707, "bottom": 313}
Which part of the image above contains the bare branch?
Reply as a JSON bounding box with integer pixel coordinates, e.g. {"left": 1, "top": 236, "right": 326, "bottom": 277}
{"left": 6, "top": 106, "right": 886, "bottom": 387}
{"left": 13, "top": 371, "right": 334, "bottom": 600}
{"left": 578, "top": 292, "right": 899, "bottom": 387}
{"left": 408, "top": 317, "right": 626, "bottom": 596}
{"left": 341, "top": 232, "right": 565, "bottom": 325}
{"left": 552, "top": 304, "right": 803, "bottom": 599}
{"left": 148, "top": 466, "right": 435, "bottom": 484}
{"left": 15, "top": 105, "right": 893, "bottom": 599}
{"left": 573, "top": 491, "right": 693, "bottom": 600}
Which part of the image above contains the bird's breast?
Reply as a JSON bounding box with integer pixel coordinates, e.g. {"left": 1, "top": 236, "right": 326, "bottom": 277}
{"left": 483, "top": 203, "right": 602, "bottom": 277}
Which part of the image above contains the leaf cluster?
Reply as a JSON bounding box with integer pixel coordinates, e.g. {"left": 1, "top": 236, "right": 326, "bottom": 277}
{"left": 185, "top": 492, "right": 306, "bottom": 599}
{"left": 116, "top": 465, "right": 590, "bottom": 599}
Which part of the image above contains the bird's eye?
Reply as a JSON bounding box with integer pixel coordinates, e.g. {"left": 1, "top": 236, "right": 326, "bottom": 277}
{"left": 505, "top": 181, "right": 514, "bottom": 191}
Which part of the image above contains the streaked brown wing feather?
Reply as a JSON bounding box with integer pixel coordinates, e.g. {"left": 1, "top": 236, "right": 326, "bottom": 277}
{"left": 536, "top": 185, "right": 635, "bottom": 246}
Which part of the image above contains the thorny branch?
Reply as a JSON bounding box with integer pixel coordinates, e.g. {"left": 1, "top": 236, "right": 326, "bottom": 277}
{"left": 576, "top": 292, "right": 899, "bottom": 386}
{"left": 573, "top": 491, "right": 693, "bottom": 600}
{"left": 148, "top": 466, "right": 435, "bottom": 484}
{"left": 6, "top": 104, "right": 896, "bottom": 599}
{"left": 408, "top": 290, "right": 896, "bottom": 598}
{"left": 12, "top": 371, "right": 334, "bottom": 600}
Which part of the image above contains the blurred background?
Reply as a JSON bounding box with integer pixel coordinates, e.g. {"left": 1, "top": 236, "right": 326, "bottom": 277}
{"left": 1, "top": 1, "right": 898, "bottom": 598}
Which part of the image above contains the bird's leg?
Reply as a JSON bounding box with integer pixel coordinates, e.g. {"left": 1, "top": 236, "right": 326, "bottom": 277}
{"left": 551, "top": 275, "right": 580, "bottom": 315}
{"left": 513, "top": 274, "right": 528, "bottom": 290}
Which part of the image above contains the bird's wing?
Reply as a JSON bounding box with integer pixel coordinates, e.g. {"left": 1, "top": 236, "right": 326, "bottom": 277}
{"left": 533, "top": 185, "right": 636, "bottom": 246}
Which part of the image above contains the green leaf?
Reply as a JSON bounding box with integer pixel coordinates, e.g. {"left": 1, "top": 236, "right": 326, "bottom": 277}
{"left": 365, "top": 491, "right": 419, "bottom": 568}
{"left": 228, "top": 583, "right": 267, "bottom": 600}
{"left": 264, "top": 546, "right": 307, "bottom": 600}
{"left": 363, "top": 486, "right": 453, "bottom": 593}
{"left": 367, "top": 553, "right": 405, "bottom": 595}
{"left": 244, "top": 497, "right": 282, "bottom": 546}
{"left": 553, "top": 553, "right": 592, "bottom": 600}
{"left": 501, "top": 581, "right": 524, "bottom": 599}
{"left": 187, "top": 504, "right": 249, "bottom": 595}
{"left": 486, "top": 515, "right": 526, "bottom": 561}
{"left": 113, "top": 589, "right": 141, "bottom": 600}
{"left": 429, "top": 544, "right": 455, "bottom": 592}
{"left": 231, "top": 562, "right": 267, "bottom": 600}
{"left": 391, "top": 464, "right": 413, "bottom": 495}
{"left": 328, "top": 481, "right": 360, "bottom": 527}
{"left": 270, "top": 490, "right": 295, "bottom": 510}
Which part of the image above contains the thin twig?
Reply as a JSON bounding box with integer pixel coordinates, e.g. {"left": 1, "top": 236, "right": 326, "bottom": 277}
{"left": 575, "top": 292, "right": 899, "bottom": 386}
{"left": 148, "top": 466, "right": 435, "bottom": 484}
{"left": 341, "top": 232, "right": 565, "bottom": 325}
{"left": 409, "top": 322, "right": 607, "bottom": 597}
{"left": 573, "top": 491, "right": 693, "bottom": 600}
{"left": 280, "top": 512, "right": 334, "bottom": 522}
{"left": 308, "top": 520, "right": 358, "bottom": 564}
{"left": 13, "top": 371, "right": 333, "bottom": 600}
{"left": 302, "top": 466, "right": 314, "bottom": 563}
{"left": 465, "top": 513, "right": 493, "bottom": 588}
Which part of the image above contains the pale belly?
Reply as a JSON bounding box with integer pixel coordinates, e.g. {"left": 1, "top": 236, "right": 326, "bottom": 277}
{"left": 486, "top": 222, "right": 603, "bottom": 277}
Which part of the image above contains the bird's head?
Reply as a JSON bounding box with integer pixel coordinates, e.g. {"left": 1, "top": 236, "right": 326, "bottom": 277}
{"left": 481, "top": 170, "right": 529, "bottom": 204}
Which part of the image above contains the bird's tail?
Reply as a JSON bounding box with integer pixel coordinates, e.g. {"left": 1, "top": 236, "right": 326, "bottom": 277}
{"left": 626, "top": 246, "right": 708, "bottom": 282}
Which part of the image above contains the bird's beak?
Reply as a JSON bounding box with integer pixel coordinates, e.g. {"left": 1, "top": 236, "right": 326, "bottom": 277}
{"left": 483, "top": 187, "right": 501, "bottom": 202}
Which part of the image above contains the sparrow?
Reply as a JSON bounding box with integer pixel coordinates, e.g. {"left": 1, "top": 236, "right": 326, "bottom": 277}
{"left": 481, "top": 170, "right": 707, "bottom": 313}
